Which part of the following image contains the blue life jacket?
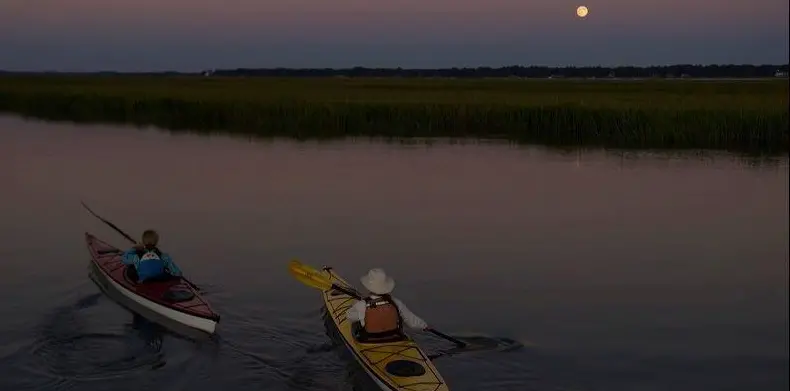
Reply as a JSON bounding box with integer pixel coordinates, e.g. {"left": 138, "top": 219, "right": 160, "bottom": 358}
{"left": 134, "top": 247, "right": 168, "bottom": 281}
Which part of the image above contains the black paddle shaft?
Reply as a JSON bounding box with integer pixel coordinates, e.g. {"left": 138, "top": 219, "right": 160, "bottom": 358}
{"left": 81, "top": 201, "right": 137, "bottom": 244}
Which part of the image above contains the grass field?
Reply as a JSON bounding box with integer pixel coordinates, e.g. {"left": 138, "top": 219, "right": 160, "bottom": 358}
{"left": 0, "top": 75, "right": 787, "bottom": 153}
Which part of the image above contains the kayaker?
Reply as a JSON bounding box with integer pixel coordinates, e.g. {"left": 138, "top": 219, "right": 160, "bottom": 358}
{"left": 346, "top": 268, "right": 428, "bottom": 342}
{"left": 121, "top": 229, "right": 183, "bottom": 283}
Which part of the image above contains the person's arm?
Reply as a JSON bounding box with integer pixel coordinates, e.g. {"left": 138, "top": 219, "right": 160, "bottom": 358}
{"left": 121, "top": 248, "right": 139, "bottom": 265}
{"left": 345, "top": 300, "right": 367, "bottom": 325}
{"left": 162, "top": 253, "right": 182, "bottom": 276}
{"left": 392, "top": 298, "right": 428, "bottom": 330}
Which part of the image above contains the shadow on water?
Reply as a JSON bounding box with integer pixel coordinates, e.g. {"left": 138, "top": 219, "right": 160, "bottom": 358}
{"left": 158, "top": 125, "right": 790, "bottom": 165}
{"left": 427, "top": 334, "right": 526, "bottom": 360}
{"left": 11, "top": 115, "right": 787, "bottom": 164}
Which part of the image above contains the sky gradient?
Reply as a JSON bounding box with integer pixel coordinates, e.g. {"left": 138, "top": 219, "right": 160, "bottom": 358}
{"left": 1, "top": 0, "right": 788, "bottom": 71}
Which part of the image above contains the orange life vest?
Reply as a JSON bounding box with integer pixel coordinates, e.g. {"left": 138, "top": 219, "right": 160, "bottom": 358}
{"left": 363, "top": 295, "right": 402, "bottom": 339}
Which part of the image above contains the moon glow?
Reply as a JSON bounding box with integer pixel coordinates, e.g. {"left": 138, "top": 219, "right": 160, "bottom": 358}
{"left": 576, "top": 6, "right": 589, "bottom": 18}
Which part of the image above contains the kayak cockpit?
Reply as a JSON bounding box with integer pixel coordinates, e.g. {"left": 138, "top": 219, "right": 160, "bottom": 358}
{"left": 123, "top": 264, "right": 179, "bottom": 284}
{"left": 384, "top": 360, "right": 427, "bottom": 377}
{"left": 122, "top": 266, "right": 195, "bottom": 302}
{"left": 163, "top": 289, "right": 195, "bottom": 302}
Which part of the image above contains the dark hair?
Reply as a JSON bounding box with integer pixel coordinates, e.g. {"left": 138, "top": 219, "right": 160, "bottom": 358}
{"left": 141, "top": 230, "right": 159, "bottom": 247}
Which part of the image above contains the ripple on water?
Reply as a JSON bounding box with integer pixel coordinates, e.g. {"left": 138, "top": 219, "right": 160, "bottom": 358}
{"left": 211, "top": 301, "right": 369, "bottom": 390}
{"left": 27, "top": 332, "right": 166, "bottom": 380}
{"left": 11, "top": 292, "right": 168, "bottom": 391}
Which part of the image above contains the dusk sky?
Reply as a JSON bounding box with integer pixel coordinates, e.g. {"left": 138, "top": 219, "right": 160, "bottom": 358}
{"left": 1, "top": 0, "right": 788, "bottom": 71}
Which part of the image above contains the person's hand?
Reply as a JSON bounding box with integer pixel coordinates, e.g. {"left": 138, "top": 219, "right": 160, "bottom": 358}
{"left": 132, "top": 242, "right": 145, "bottom": 250}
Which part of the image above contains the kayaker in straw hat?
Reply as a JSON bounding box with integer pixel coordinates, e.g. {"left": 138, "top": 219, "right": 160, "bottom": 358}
{"left": 346, "top": 268, "right": 429, "bottom": 342}
{"left": 121, "top": 229, "right": 183, "bottom": 283}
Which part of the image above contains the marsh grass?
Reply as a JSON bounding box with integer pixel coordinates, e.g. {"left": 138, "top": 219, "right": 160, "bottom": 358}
{"left": 0, "top": 75, "right": 787, "bottom": 152}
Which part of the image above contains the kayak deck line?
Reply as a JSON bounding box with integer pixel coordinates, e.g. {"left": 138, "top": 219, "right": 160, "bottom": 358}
{"left": 321, "top": 267, "right": 450, "bottom": 391}
{"left": 327, "top": 293, "right": 357, "bottom": 322}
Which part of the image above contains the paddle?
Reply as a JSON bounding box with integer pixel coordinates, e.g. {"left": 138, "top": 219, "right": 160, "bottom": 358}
{"left": 81, "top": 201, "right": 201, "bottom": 291}
{"left": 287, "top": 259, "right": 468, "bottom": 348}
{"left": 427, "top": 335, "right": 525, "bottom": 360}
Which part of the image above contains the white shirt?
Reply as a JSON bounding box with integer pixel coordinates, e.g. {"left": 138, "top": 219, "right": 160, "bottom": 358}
{"left": 346, "top": 295, "right": 428, "bottom": 330}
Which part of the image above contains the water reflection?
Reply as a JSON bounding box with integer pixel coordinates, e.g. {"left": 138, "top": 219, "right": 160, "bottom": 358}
{"left": 0, "top": 115, "right": 787, "bottom": 391}
{"left": 128, "top": 313, "right": 165, "bottom": 366}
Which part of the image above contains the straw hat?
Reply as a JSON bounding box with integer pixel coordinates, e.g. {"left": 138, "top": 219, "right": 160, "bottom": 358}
{"left": 360, "top": 268, "right": 395, "bottom": 295}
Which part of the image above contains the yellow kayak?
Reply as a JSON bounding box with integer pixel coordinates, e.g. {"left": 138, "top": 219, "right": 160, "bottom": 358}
{"left": 320, "top": 266, "right": 451, "bottom": 391}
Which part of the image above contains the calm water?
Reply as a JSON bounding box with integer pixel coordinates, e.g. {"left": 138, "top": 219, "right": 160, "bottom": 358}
{"left": 0, "top": 115, "right": 787, "bottom": 391}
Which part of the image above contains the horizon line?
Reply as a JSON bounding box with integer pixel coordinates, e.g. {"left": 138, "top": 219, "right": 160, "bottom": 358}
{"left": 2, "top": 63, "right": 789, "bottom": 75}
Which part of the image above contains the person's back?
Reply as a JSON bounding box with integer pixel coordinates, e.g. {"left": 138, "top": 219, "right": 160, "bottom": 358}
{"left": 362, "top": 294, "right": 402, "bottom": 336}
{"left": 121, "top": 229, "right": 182, "bottom": 283}
{"left": 346, "top": 269, "right": 428, "bottom": 342}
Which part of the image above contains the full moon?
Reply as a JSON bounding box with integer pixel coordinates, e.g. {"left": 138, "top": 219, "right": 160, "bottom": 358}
{"left": 576, "top": 5, "right": 588, "bottom": 18}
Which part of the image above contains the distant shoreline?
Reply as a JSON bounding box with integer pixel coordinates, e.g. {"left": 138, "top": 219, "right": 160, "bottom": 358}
{"left": 1, "top": 63, "right": 788, "bottom": 79}
{"left": 0, "top": 75, "right": 787, "bottom": 154}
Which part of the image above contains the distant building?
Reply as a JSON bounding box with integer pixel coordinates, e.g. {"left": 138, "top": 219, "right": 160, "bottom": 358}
{"left": 775, "top": 70, "right": 788, "bottom": 77}
{"left": 201, "top": 69, "right": 215, "bottom": 77}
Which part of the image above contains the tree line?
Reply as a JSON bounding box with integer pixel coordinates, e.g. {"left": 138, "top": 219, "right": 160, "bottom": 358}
{"left": 2, "top": 64, "right": 788, "bottom": 78}
{"left": 204, "top": 64, "right": 789, "bottom": 78}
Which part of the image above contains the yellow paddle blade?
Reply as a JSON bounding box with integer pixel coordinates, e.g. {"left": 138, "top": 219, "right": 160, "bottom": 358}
{"left": 288, "top": 259, "right": 333, "bottom": 291}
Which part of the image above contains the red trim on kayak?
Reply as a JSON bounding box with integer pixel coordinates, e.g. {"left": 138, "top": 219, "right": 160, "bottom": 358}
{"left": 84, "top": 232, "right": 219, "bottom": 322}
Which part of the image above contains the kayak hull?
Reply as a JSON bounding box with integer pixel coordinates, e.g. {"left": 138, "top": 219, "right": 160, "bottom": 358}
{"left": 85, "top": 232, "right": 219, "bottom": 334}
{"left": 320, "top": 266, "right": 449, "bottom": 391}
